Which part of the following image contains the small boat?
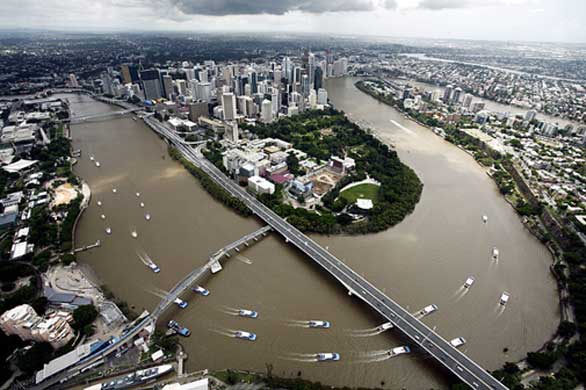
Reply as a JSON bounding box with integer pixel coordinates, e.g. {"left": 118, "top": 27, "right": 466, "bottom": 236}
{"left": 492, "top": 247, "right": 499, "bottom": 261}
{"left": 168, "top": 320, "right": 190, "bottom": 337}
{"left": 97, "top": 200, "right": 102, "bottom": 207}
{"left": 316, "top": 353, "right": 340, "bottom": 361}
{"left": 133, "top": 117, "right": 138, "bottom": 121}
{"left": 148, "top": 262, "right": 160, "bottom": 273}
{"left": 192, "top": 286, "right": 209, "bottom": 296}
{"left": 90, "top": 156, "right": 95, "bottom": 161}
{"left": 112, "top": 188, "right": 117, "bottom": 193}
{"left": 131, "top": 231, "right": 138, "bottom": 239}
{"left": 174, "top": 298, "right": 188, "bottom": 309}
{"left": 388, "top": 346, "right": 410, "bottom": 356}
{"left": 500, "top": 292, "right": 510, "bottom": 306}
{"left": 105, "top": 227, "right": 112, "bottom": 235}
{"left": 482, "top": 215, "right": 488, "bottom": 223}
{"left": 145, "top": 213, "right": 151, "bottom": 221}
{"left": 450, "top": 337, "right": 466, "bottom": 348}
{"left": 418, "top": 304, "right": 438, "bottom": 317}
{"left": 377, "top": 322, "right": 394, "bottom": 332}
{"left": 95, "top": 161, "right": 101, "bottom": 167}
{"left": 140, "top": 202, "right": 145, "bottom": 208}
{"left": 234, "top": 331, "right": 256, "bottom": 341}
{"left": 464, "top": 277, "right": 475, "bottom": 289}
{"left": 308, "top": 320, "right": 331, "bottom": 329}
{"left": 238, "top": 309, "right": 258, "bottom": 319}
{"left": 100, "top": 214, "right": 106, "bottom": 220}
{"left": 136, "top": 192, "right": 141, "bottom": 197}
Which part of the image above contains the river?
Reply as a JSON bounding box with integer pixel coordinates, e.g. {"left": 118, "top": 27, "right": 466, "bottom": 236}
{"left": 65, "top": 79, "right": 558, "bottom": 389}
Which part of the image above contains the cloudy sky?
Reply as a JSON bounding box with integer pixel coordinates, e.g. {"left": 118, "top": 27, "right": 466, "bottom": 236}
{"left": 0, "top": 0, "right": 584, "bottom": 43}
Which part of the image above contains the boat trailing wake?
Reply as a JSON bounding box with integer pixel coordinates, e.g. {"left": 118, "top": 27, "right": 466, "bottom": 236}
{"left": 218, "top": 306, "right": 241, "bottom": 316}
{"left": 236, "top": 255, "right": 253, "bottom": 265}
{"left": 279, "top": 352, "right": 319, "bottom": 363}
{"left": 209, "top": 327, "right": 237, "bottom": 338}
{"left": 346, "top": 327, "right": 385, "bottom": 337}
{"left": 284, "top": 319, "right": 310, "bottom": 328}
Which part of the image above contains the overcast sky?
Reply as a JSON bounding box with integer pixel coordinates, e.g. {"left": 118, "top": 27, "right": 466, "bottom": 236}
{"left": 0, "top": 0, "right": 584, "bottom": 43}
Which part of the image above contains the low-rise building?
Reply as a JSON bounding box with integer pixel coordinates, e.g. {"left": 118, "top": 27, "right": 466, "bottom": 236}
{"left": 248, "top": 176, "right": 275, "bottom": 195}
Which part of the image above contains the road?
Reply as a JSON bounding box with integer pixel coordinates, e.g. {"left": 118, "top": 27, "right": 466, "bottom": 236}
{"left": 144, "top": 117, "right": 508, "bottom": 390}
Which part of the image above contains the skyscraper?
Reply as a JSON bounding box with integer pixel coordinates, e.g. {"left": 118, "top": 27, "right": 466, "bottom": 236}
{"left": 261, "top": 99, "right": 273, "bottom": 123}
{"left": 314, "top": 67, "right": 323, "bottom": 91}
{"left": 443, "top": 85, "right": 454, "bottom": 103}
{"left": 222, "top": 92, "right": 237, "bottom": 121}
{"left": 140, "top": 69, "right": 163, "bottom": 100}
{"left": 162, "top": 74, "right": 174, "bottom": 100}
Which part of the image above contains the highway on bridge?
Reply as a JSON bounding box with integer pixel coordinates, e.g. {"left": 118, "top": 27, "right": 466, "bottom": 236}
{"left": 145, "top": 116, "right": 508, "bottom": 390}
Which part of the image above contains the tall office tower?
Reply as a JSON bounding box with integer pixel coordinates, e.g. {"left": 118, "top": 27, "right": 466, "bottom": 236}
{"left": 261, "top": 99, "right": 273, "bottom": 123}
{"left": 443, "top": 85, "right": 453, "bottom": 103}
{"left": 274, "top": 69, "right": 282, "bottom": 87}
{"left": 184, "top": 67, "right": 196, "bottom": 82}
{"left": 431, "top": 90, "right": 442, "bottom": 102}
{"left": 222, "top": 66, "right": 233, "bottom": 85}
{"left": 189, "top": 100, "right": 209, "bottom": 121}
{"left": 68, "top": 73, "right": 79, "bottom": 88}
{"left": 282, "top": 57, "right": 292, "bottom": 82}
{"left": 176, "top": 79, "right": 188, "bottom": 96}
{"left": 196, "top": 82, "right": 212, "bottom": 102}
{"left": 525, "top": 110, "right": 537, "bottom": 122}
{"left": 190, "top": 80, "right": 199, "bottom": 98}
{"left": 271, "top": 88, "right": 280, "bottom": 115}
{"left": 237, "top": 95, "right": 249, "bottom": 117}
{"left": 332, "top": 58, "right": 348, "bottom": 77}
{"left": 140, "top": 70, "right": 163, "bottom": 101}
{"left": 245, "top": 97, "right": 257, "bottom": 118}
{"left": 244, "top": 84, "right": 252, "bottom": 96}
{"left": 162, "top": 74, "right": 174, "bottom": 100}
{"left": 309, "top": 89, "right": 317, "bottom": 109}
{"left": 224, "top": 121, "right": 239, "bottom": 143}
{"left": 290, "top": 91, "right": 302, "bottom": 107}
{"left": 318, "top": 60, "right": 327, "bottom": 79}
{"left": 317, "top": 88, "right": 328, "bottom": 105}
{"left": 462, "top": 93, "right": 473, "bottom": 108}
{"left": 301, "top": 49, "right": 309, "bottom": 69}
{"left": 120, "top": 64, "right": 133, "bottom": 84}
{"left": 308, "top": 52, "right": 316, "bottom": 85}
{"left": 222, "top": 92, "right": 237, "bottom": 121}
{"left": 326, "top": 49, "right": 334, "bottom": 64}
{"left": 451, "top": 87, "right": 463, "bottom": 104}
{"left": 314, "top": 67, "right": 323, "bottom": 91}
{"left": 100, "top": 72, "right": 114, "bottom": 95}
{"left": 250, "top": 71, "right": 258, "bottom": 94}
{"left": 199, "top": 69, "right": 209, "bottom": 83}
{"left": 301, "top": 74, "right": 310, "bottom": 97}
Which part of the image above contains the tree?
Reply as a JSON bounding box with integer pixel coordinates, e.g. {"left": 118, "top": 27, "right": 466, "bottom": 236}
{"left": 527, "top": 351, "right": 557, "bottom": 370}
{"left": 558, "top": 321, "right": 576, "bottom": 339}
{"left": 72, "top": 304, "right": 98, "bottom": 331}
{"left": 16, "top": 342, "right": 53, "bottom": 374}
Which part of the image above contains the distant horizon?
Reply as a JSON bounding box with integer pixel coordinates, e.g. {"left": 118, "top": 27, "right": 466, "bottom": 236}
{"left": 1, "top": 27, "right": 585, "bottom": 47}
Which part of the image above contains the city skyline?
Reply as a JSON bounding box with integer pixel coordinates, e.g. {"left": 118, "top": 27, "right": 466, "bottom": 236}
{"left": 1, "top": 0, "right": 585, "bottom": 44}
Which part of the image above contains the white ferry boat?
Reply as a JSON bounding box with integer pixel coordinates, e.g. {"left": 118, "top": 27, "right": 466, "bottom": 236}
{"left": 145, "top": 213, "right": 151, "bottom": 221}
{"left": 140, "top": 202, "right": 145, "bottom": 208}
{"left": 174, "top": 298, "right": 187, "bottom": 309}
{"left": 308, "top": 320, "right": 331, "bottom": 328}
{"left": 492, "top": 247, "right": 500, "bottom": 261}
{"left": 377, "top": 322, "right": 394, "bottom": 332}
{"left": 388, "top": 346, "right": 410, "bottom": 357}
{"left": 316, "top": 353, "right": 340, "bottom": 361}
{"left": 238, "top": 309, "right": 258, "bottom": 319}
{"left": 482, "top": 215, "right": 488, "bottom": 223}
{"left": 89, "top": 156, "right": 95, "bottom": 161}
{"left": 131, "top": 231, "right": 138, "bottom": 239}
{"left": 234, "top": 331, "right": 256, "bottom": 341}
{"left": 191, "top": 286, "right": 209, "bottom": 296}
{"left": 417, "top": 304, "right": 438, "bottom": 317}
{"left": 464, "top": 277, "right": 475, "bottom": 289}
{"left": 112, "top": 188, "right": 117, "bottom": 193}
{"left": 136, "top": 192, "right": 141, "bottom": 197}
{"left": 95, "top": 161, "right": 101, "bottom": 167}
{"left": 105, "top": 227, "right": 112, "bottom": 235}
{"left": 148, "top": 262, "right": 160, "bottom": 273}
{"left": 450, "top": 337, "right": 466, "bottom": 348}
{"left": 500, "top": 292, "right": 510, "bottom": 306}
{"left": 97, "top": 200, "right": 102, "bottom": 206}
{"left": 100, "top": 214, "right": 106, "bottom": 220}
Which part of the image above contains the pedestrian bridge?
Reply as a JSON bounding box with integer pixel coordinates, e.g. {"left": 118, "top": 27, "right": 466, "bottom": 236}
{"left": 69, "top": 107, "right": 141, "bottom": 123}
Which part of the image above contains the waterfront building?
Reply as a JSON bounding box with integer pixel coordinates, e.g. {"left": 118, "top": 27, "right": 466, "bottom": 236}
{"left": 317, "top": 88, "right": 328, "bottom": 105}
{"left": 140, "top": 69, "right": 163, "bottom": 101}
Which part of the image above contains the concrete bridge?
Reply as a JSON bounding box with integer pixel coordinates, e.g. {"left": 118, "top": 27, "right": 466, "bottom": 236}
{"left": 69, "top": 107, "right": 141, "bottom": 124}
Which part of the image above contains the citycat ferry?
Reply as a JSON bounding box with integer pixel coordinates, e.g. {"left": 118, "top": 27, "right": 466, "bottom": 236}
{"left": 377, "top": 322, "right": 394, "bottom": 332}
{"left": 388, "top": 346, "right": 410, "bottom": 357}
{"left": 238, "top": 309, "right": 258, "bottom": 318}
{"left": 417, "top": 304, "right": 438, "bottom": 317}
{"left": 174, "top": 298, "right": 188, "bottom": 309}
{"left": 316, "top": 353, "right": 340, "bottom": 361}
{"left": 464, "top": 277, "right": 475, "bottom": 289}
{"left": 308, "top": 320, "right": 331, "bottom": 328}
{"left": 500, "top": 292, "right": 510, "bottom": 306}
{"left": 234, "top": 331, "right": 256, "bottom": 341}
{"left": 192, "top": 286, "right": 209, "bottom": 296}
{"left": 450, "top": 337, "right": 466, "bottom": 348}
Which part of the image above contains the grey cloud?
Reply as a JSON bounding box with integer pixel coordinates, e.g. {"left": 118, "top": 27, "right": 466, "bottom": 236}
{"left": 418, "top": 0, "right": 475, "bottom": 10}
{"left": 169, "top": 0, "right": 394, "bottom": 16}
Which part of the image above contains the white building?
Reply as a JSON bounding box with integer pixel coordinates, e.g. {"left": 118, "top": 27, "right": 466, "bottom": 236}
{"left": 317, "top": 88, "right": 328, "bottom": 105}
{"left": 248, "top": 176, "right": 275, "bottom": 195}
{"left": 261, "top": 99, "right": 273, "bottom": 123}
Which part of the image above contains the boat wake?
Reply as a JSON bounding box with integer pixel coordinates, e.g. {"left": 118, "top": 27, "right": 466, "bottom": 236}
{"left": 279, "top": 353, "right": 319, "bottom": 363}
{"left": 236, "top": 255, "right": 253, "bottom": 265}
{"left": 352, "top": 354, "right": 394, "bottom": 364}
{"left": 283, "top": 319, "right": 310, "bottom": 328}
{"left": 346, "top": 327, "right": 385, "bottom": 337}
{"left": 218, "top": 306, "right": 241, "bottom": 316}
{"left": 209, "top": 328, "right": 237, "bottom": 338}
{"left": 136, "top": 251, "right": 155, "bottom": 267}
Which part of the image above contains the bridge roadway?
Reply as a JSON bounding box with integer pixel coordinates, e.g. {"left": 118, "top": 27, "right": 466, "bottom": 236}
{"left": 145, "top": 116, "right": 508, "bottom": 390}
{"left": 69, "top": 107, "right": 141, "bottom": 123}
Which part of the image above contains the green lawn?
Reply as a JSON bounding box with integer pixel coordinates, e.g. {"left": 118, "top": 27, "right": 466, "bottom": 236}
{"left": 339, "top": 183, "right": 380, "bottom": 204}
